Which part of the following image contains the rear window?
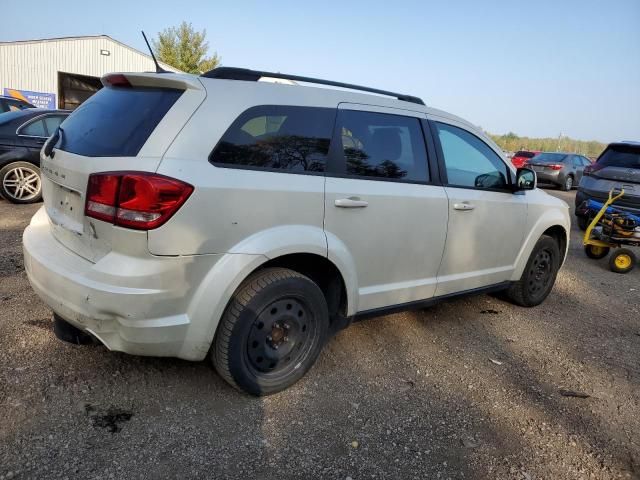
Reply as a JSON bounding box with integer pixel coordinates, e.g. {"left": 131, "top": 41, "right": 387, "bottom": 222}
{"left": 514, "top": 151, "right": 536, "bottom": 158}
{"left": 210, "top": 105, "right": 335, "bottom": 172}
{"left": 597, "top": 146, "right": 640, "bottom": 169}
{"left": 56, "top": 86, "right": 182, "bottom": 157}
{"left": 531, "top": 153, "right": 567, "bottom": 163}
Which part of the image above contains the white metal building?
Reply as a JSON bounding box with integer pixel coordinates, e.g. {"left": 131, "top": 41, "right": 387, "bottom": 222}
{"left": 0, "top": 35, "right": 178, "bottom": 110}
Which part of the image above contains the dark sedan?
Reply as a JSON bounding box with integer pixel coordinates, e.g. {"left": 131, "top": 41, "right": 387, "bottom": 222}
{"left": 0, "top": 109, "right": 69, "bottom": 203}
{"left": 526, "top": 152, "right": 591, "bottom": 191}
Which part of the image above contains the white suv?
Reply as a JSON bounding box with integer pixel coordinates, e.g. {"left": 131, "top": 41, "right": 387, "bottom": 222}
{"left": 23, "top": 68, "right": 570, "bottom": 395}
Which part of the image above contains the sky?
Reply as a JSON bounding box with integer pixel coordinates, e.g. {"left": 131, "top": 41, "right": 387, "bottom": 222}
{"left": 2, "top": 0, "right": 639, "bottom": 143}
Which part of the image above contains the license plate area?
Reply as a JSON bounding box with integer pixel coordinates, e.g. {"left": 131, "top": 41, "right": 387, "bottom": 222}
{"left": 43, "top": 176, "right": 85, "bottom": 234}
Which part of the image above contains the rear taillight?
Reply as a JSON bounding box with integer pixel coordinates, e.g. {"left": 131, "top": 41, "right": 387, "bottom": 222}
{"left": 548, "top": 164, "right": 563, "bottom": 170}
{"left": 583, "top": 163, "right": 603, "bottom": 176}
{"left": 85, "top": 172, "right": 193, "bottom": 230}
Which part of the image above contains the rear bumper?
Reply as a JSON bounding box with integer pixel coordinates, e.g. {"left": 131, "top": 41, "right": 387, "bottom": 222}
{"left": 575, "top": 188, "right": 640, "bottom": 216}
{"left": 22, "top": 207, "right": 222, "bottom": 360}
{"left": 535, "top": 170, "right": 562, "bottom": 185}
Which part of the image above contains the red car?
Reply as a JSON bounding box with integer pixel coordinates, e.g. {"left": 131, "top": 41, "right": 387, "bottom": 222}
{"left": 511, "top": 150, "right": 541, "bottom": 168}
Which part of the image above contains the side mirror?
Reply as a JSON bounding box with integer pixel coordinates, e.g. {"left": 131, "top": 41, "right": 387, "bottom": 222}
{"left": 515, "top": 168, "right": 536, "bottom": 191}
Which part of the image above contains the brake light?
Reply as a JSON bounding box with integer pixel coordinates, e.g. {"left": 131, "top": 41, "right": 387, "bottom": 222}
{"left": 583, "top": 163, "right": 603, "bottom": 176}
{"left": 103, "top": 74, "right": 131, "bottom": 87}
{"left": 548, "top": 164, "right": 563, "bottom": 170}
{"left": 85, "top": 172, "right": 193, "bottom": 230}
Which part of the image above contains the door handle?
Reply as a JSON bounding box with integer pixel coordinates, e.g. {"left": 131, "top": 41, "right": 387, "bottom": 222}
{"left": 453, "top": 202, "right": 475, "bottom": 211}
{"left": 335, "top": 197, "right": 369, "bottom": 208}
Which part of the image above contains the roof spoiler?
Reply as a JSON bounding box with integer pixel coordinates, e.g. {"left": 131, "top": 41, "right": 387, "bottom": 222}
{"left": 201, "top": 67, "right": 425, "bottom": 106}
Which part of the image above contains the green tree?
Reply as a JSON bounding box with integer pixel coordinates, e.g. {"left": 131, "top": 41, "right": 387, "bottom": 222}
{"left": 152, "top": 21, "right": 220, "bottom": 74}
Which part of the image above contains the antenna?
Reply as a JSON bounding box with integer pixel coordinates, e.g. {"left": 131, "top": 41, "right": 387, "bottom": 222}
{"left": 141, "top": 30, "right": 167, "bottom": 73}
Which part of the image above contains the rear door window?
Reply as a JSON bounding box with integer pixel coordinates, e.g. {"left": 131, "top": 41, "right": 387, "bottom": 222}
{"left": 20, "top": 119, "right": 47, "bottom": 137}
{"left": 210, "top": 105, "right": 335, "bottom": 173}
{"left": 43, "top": 115, "right": 66, "bottom": 134}
{"left": 56, "top": 86, "right": 182, "bottom": 157}
{"left": 334, "top": 110, "right": 429, "bottom": 182}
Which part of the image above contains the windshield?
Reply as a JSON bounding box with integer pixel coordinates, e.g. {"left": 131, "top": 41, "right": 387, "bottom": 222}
{"left": 597, "top": 146, "right": 640, "bottom": 169}
{"left": 531, "top": 153, "right": 567, "bottom": 163}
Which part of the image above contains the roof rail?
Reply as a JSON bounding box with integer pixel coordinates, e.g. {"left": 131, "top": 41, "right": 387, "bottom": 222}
{"left": 201, "top": 67, "right": 425, "bottom": 106}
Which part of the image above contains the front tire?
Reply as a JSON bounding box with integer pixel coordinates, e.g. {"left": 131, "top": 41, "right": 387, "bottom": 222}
{"left": 212, "top": 268, "right": 329, "bottom": 396}
{"left": 506, "top": 235, "right": 561, "bottom": 307}
{"left": 0, "top": 161, "right": 42, "bottom": 204}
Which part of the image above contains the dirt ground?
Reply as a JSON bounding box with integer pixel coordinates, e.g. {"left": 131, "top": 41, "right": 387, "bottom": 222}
{"left": 0, "top": 189, "right": 638, "bottom": 480}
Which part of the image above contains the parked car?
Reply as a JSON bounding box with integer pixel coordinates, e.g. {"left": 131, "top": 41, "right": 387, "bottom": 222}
{"left": 575, "top": 141, "right": 640, "bottom": 230}
{"left": 0, "top": 94, "right": 34, "bottom": 112}
{"left": 23, "top": 68, "right": 570, "bottom": 395}
{"left": 0, "top": 109, "right": 70, "bottom": 203}
{"left": 511, "top": 150, "right": 540, "bottom": 168}
{"left": 525, "top": 152, "right": 591, "bottom": 191}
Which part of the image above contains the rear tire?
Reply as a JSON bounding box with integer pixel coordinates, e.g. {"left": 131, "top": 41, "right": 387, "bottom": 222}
{"left": 584, "top": 244, "right": 610, "bottom": 259}
{"left": 609, "top": 248, "right": 636, "bottom": 274}
{"left": 212, "top": 268, "right": 329, "bottom": 396}
{"left": 0, "top": 161, "right": 42, "bottom": 204}
{"left": 561, "top": 175, "right": 574, "bottom": 191}
{"left": 506, "top": 235, "right": 560, "bottom": 307}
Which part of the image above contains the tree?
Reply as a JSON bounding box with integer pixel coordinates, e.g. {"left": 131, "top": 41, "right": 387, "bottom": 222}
{"left": 152, "top": 22, "right": 220, "bottom": 74}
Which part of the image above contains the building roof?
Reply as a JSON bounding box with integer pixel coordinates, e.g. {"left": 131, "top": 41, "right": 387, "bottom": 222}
{"left": 0, "top": 35, "right": 178, "bottom": 72}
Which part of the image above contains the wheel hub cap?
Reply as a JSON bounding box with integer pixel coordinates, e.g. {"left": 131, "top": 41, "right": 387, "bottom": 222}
{"left": 247, "top": 298, "right": 312, "bottom": 374}
{"left": 528, "top": 249, "right": 553, "bottom": 296}
{"left": 3, "top": 166, "right": 41, "bottom": 201}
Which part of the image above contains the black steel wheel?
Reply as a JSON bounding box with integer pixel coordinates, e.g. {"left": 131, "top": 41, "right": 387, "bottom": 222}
{"left": 506, "top": 235, "right": 561, "bottom": 307}
{"left": 245, "top": 297, "right": 317, "bottom": 376}
{"left": 212, "top": 268, "right": 329, "bottom": 396}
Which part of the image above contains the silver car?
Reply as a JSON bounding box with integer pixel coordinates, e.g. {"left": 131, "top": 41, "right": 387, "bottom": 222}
{"left": 575, "top": 142, "right": 640, "bottom": 230}
{"left": 526, "top": 152, "right": 591, "bottom": 191}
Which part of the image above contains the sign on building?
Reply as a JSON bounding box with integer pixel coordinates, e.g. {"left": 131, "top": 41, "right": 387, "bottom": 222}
{"left": 3, "top": 88, "right": 56, "bottom": 109}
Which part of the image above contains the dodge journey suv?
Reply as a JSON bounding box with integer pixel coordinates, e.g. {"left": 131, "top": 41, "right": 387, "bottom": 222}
{"left": 23, "top": 67, "right": 570, "bottom": 395}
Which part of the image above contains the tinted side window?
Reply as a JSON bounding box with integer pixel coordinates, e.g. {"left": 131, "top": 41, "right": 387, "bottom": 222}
{"left": 335, "top": 110, "right": 429, "bottom": 182}
{"left": 435, "top": 122, "right": 509, "bottom": 189}
{"left": 44, "top": 115, "right": 66, "bottom": 135}
{"left": 572, "top": 156, "right": 581, "bottom": 167}
{"left": 210, "top": 105, "right": 335, "bottom": 173}
{"left": 21, "top": 119, "right": 47, "bottom": 137}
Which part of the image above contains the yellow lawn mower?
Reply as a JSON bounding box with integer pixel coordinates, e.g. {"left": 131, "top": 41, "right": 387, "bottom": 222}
{"left": 582, "top": 189, "right": 640, "bottom": 274}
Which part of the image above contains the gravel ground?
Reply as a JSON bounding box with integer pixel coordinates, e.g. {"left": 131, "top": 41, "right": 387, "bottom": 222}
{"left": 0, "top": 190, "right": 638, "bottom": 480}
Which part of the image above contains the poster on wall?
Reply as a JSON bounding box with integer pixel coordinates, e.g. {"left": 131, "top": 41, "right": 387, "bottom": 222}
{"left": 3, "top": 88, "right": 56, "bottom": 109}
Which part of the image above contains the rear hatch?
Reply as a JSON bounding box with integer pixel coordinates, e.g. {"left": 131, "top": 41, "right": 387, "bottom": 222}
{"left": 40, "top": 72, "right": 206, "bottom": 262}
{"left": 586, "top": 144, "right": 640, "bottom": 208}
